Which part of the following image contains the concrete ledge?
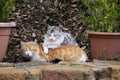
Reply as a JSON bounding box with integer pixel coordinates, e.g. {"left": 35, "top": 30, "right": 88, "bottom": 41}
{"left": 0, "top": 60, "right": 120, "bottom": 80}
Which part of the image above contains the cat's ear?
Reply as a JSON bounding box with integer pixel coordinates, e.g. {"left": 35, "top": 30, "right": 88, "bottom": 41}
{"left": 20, "top": 41, "right": 24, "bottom": 46}
{"left": 33, "top": 39, "right": 37, "bottom": 45}
{"left": 56, "top": 26, "right": 62, "bottom": 32}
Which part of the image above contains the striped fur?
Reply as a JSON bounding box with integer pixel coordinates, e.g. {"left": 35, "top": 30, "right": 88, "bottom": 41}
{"left": 21, "top": 41, "right": 88, "bottom": 62}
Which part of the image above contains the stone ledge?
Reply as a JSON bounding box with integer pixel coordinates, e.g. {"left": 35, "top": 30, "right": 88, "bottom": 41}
{"left": 0, "top": 60, "right": 120, "bottom": 80}
{"left": 0, "top": 68, "right": 26, "bottom": 80}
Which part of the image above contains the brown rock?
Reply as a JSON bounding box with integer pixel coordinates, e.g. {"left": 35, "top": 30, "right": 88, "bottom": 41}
{"left": 92, "top": 67, "right": 112, "bottom": 80}
{"left": 42, "top": 70, "right": 71, "bottom": 80}
{"left": 0, "top": 68, "right": 26, "bottom": 80}
{"left": 111, "top": 66, "right": 120, "bottom": 80}
{"left": 36, "top": 64, "right": 96, "bottom": 80}
{"left": 25, "top": 68, "right": 41, "bottom": 80}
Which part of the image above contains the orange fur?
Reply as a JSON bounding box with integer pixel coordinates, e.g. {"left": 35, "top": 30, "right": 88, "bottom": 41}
{"left": 21, "top": 41, "right": 88, "bottom": 62}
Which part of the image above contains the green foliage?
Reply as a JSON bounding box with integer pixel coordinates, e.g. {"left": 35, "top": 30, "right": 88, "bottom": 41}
{"left": 0, "top": 0, "right": 15, "bottom": 21}
{"left": 80, "top": 0, "right": 120, "bottom": 32}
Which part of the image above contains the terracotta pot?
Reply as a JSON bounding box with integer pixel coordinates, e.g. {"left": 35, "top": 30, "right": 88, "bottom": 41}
{"left": 0, "top": 22, "right": 16, "bottom": 61}
{"left": 87, "top": 32, "right": 120, "bottom": 60}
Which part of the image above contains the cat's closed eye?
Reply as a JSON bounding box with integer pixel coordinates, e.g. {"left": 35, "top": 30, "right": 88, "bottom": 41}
{"left": 32, "top": 49, "right": 37, "bottom": 52}
{"left": 46, "top": 33, "right": 51, "bottom": 37}
{"left": 54, "top": 34, "right": 60, "bottom": 37}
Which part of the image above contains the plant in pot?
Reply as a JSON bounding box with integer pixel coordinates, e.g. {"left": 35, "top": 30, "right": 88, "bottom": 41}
{"left": 0, "top": 0, "right": 16, "bottom": 61}
{"left": 80, "top": 0, "right": 120, "bottom": 60}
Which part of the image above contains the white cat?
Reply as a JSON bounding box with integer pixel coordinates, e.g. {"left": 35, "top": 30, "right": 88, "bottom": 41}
{"left": 43, "top": 26, "right": 78, "bottom": 54}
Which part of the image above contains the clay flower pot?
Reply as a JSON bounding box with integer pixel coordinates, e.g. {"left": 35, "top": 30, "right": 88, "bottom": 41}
{"left": 87, "top": 32, "right": 120, "bottom": 60}
{"left": 0, "top": 22, "right": 16, "bottom": 61}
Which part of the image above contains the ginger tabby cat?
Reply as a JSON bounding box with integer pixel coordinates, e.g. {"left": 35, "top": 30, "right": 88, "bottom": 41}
{"left": 20, "top": 40, "right": 88, "bottom": 62}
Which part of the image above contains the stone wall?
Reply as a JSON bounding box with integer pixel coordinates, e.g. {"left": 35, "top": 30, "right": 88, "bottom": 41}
{"left": 0, "top": 60, "right": 120, "bottom": 80}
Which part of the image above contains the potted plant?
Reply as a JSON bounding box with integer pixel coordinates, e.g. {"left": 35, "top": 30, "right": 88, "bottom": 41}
{"left": 0, "top": 0, "right": 16, "bottom": 61}
{"left": 80, "top": 0, "right": 120, "bottom": 59}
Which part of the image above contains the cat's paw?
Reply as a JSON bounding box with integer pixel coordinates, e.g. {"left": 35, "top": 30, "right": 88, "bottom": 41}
{"left": 44, "top": 48, "right": 48, "bottom": 54}
{"left": 43, "top": 45, "right": 48, "bottom": 54}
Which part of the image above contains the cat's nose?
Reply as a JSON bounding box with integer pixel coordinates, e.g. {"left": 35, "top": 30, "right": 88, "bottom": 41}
{"left": 50, "top": 39, "right": 54, "bottom": 41}
{"left": 49, "top": 38, "right": 55, "bottom": 41}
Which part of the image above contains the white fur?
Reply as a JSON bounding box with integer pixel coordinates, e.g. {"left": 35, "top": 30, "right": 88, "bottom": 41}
{"left": 42, "top": 44, "right": 49, "bottom": 54}
{"left": 43, "top": 34, "right": 64, "bottom": 47}
{"left": 77, "top": 52, "right": 87, "bottom": 62}
{"left": 32, "top": 53, "right": 46, "bottom": 62}
{"left": 43, "top": 34, "right": 64, "bottom": 54}
{"left": 24, "top": 48, "right": 33, "bottom": 57}
{"left": 47, "top": 33, "right": 57, "bottom": 41}
{"left": 24, "top": 48, "right": 46, "bottom": 62}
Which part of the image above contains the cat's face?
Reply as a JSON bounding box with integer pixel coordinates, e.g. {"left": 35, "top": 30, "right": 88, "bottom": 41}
{"left": 20, "top": 41, "right": 39, "bottom": 59}
{"left": 45, "top": 26, "right": 63, "bottom": 41}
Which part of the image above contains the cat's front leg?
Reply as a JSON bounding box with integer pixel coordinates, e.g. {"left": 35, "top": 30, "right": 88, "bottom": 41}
{"left": 42, "top": 44, "right": 49, "bottom": 54}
